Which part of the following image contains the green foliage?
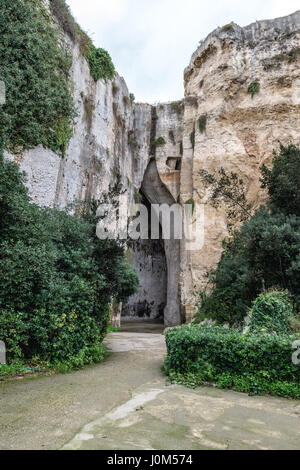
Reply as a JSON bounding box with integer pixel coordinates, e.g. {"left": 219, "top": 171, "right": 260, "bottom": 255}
{"left": 129, "top": 93, "right": 135, "bottom": 103}
{"left": 261, "top": 144, "right": 300, "bottom": 217}
{"left": 165, "top": 325, "right": 300, "bottom": 398}
{"left": 248, "top": 80, "right": 260, "bottom": 98}
{"left": 199, "top": 167, "right": 251, "bottom": 226}
{"left": 190, "top": 131, "right": 195, "bottom": 150}
{"left": 153, "top": 137, "right": 166, "bottom": 146}
{"left": 0, "top": 151, "right": 138, "bottom": 363}
{"left": 221, "top": 23, "right": 235, "bottom": 33}
{"left": 0, "top": 0, "right": 76, "bottom": 156}
{"left": 248, "top": 291, "right": 293, "bottom": 335}
{"left": 180, "top": 141, "right": 183, "bottom": 156}
{"left": 197, "top": 207, "right": 300, "bottom": 324}
{"left": 85, "top": 42, "right": 115, "bottom": 82}
{"left": 185, "top": 198, "right": 195, "bottom": 215}
{"left": 197, "top": 145, "right": 300, "bottom": 325}
{"left": 50, "top": 0, "right": 115, "bottom": 83}
{"left": 55, "top": 117, "right": 73, "bottom": 158}
{"left": 49, "top": 0, "right": 78, "bottom": 41}
{"left": 262, "top": 47, "right": 300, "bottom": 71}
{"left": 198, "top": 115, "right": 207, "bottom": 134}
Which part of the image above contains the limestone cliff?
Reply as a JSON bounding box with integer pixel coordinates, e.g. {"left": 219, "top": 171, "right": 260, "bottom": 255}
{"left": 180, "top": 10, "right": 300, "bottom": 314}
{"left": 5, "top": 7, "right": 300, "bottom": 325}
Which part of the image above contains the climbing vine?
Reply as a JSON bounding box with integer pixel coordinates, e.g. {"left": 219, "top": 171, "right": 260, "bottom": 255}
{"left": 0, "top": 0, "right": 76, "bottom": 156}
{"left": 84, "top": 41, "right": 115, "bottom": 82}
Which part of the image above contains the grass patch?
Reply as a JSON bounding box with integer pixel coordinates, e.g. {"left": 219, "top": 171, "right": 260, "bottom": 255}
{"left": 0, "top": 344, "right": 107, "bottom": 381}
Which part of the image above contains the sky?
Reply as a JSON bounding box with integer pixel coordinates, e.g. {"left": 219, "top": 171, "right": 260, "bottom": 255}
{"left": 66, "top": 0, "right": 299, "bottom": 103}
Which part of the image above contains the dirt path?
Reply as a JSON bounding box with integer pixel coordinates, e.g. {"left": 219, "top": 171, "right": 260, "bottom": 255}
{"left": 1, "top": 322, "right": 300, "bottom": 450}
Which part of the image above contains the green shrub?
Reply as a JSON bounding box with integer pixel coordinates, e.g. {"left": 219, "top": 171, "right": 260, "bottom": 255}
{"left": 0, "top": 151, "right": 139, "bottom": 363}
{"left": 0, "top": 311, "right": 28, "bottom": 360}
{"left": 249, "top": 290, "right": 293, "bottom": 335}
{"left": 197, "top": 201, "right": 300, "bottom": 325}
{"left": 55, "top": 117, "right": 73, "bottom": 158}
{"left": 221, "top": 24, "right": 235, "bottom": 33}
{"left": 85, "top": 42, "right": 115, "bottom": 82}
{"left": 165, "top": 325, "right": 300, "bottom": 398}
{"left": 290, "top": 315, "right": 300, "bottom": 334}
{"left": 153, "top": 137, "right": 166, "bottom": 146}
{"left": 248, "top": 80, "right": 260, "bottom": 98}
{"left": 0, "top": 0, "right": 76, "bottom": 155}
{"left": 261, "top": 144, "right": 300, "bottom": 217}
{"left": 180, "top": 141, "right": 183, "bottom": 156}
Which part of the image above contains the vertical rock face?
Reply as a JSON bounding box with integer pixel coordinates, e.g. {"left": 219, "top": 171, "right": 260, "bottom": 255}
{"left": 125, "top": 101, "right": 184, "bottom": 326}
{"left": 6, "top": 9, "right": 300, "bottom": 324}
{"left": 180, "top": 10, "right": 300, "bottom": 312}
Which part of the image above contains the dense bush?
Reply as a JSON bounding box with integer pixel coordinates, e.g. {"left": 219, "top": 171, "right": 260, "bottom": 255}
{"left": 248, "top": 291, "right": 293, "bottom": 335}
{"left": 85, "top": 43, "right": 115, "bottom": 82}
{"left": 0, "top": 151, "right": 139, "bottom": 364}
{"left": 0, "top": 0, "right": 75, "bottom": 155}
{"left": 261, "top": 144, "right": 300, "bottom": 217}
{"left": 165, "top": 325, "right": 300, "bottom": 398}
{"left": 197, "top": 145, "right": 300, "bottom": 325}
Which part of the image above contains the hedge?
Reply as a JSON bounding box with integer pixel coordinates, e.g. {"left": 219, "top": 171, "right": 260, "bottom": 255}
{"left": 165, "top": 325, "right": 300, "bottom": 398}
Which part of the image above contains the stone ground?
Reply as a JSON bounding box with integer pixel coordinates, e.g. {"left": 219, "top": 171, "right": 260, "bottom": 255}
{"left": 0, "top": 321, "right": 300, "bottom": 450}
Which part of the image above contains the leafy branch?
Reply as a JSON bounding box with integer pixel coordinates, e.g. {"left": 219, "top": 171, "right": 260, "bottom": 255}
{"left": 199, "top": 168, "right": 252, "bottom": 227}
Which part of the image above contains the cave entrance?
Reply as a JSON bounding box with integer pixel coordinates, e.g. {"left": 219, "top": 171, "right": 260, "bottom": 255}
{"left": 122, "top": 192, "right": 167, "bottom": 323}
{"left": 122, "top": 159, "right": 182, "bottom": 328}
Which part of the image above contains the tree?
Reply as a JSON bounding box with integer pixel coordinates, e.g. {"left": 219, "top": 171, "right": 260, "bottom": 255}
{"left": 199, "top": 168, "right": 251, "bottom": 228}
{"left": 261, "top": 144, "right": 300, "bottom": 217}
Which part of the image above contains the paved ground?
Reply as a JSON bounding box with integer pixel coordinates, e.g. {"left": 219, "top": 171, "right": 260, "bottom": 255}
{"left": 0, "top": 321, "right": 300, "bottom": 450}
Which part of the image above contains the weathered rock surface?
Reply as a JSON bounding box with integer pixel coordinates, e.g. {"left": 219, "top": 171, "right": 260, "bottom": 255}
{"left": 180, "top": 10, "right": 300, "bottom": 313}
{"left": 5, "top": 9, "right": 300, "bottom": 324}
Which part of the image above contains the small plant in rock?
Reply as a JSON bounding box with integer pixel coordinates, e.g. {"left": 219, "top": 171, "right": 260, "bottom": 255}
{"left": 190, "top": 131, "right": 195, "bottom": 150}
{"left": 180, "top": 141, "right": 183, "bottom": 156}
{"left": 198, "top": 115, "right": 207, "bottom": 134}
{"left": 112, "top": 82, "right": 119, "bottom": 96}
{"left": 248, "top": 80, "right": 260, "bottom": 98}
{"left": 55, "top": 117, "right": 73, "bottom": 158}
{"left": 171, "top": 101, "right": 184, "bottom": 114}
{"left": 86, "top": 43, "right": 115, "bottom": 82}
{"left": 153, "top": 137, "right": 166, "bottom": 146}
{"left": 221, "top": 23, "right": 235, "bottom": 33}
